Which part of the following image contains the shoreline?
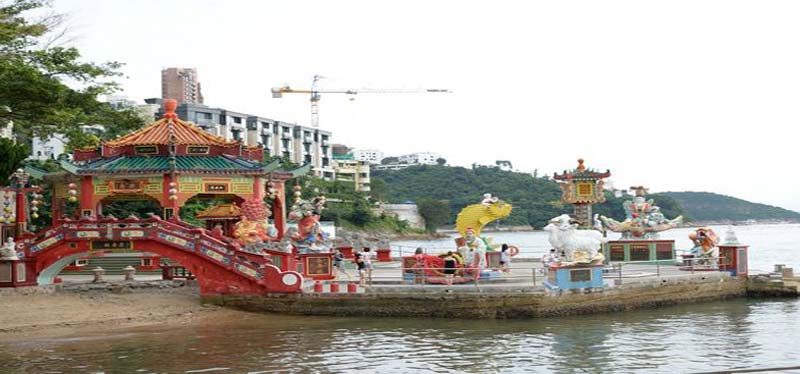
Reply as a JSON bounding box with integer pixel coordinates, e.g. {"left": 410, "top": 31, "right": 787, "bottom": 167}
{"left": 0, "top": 283, "right": 253, "bottom": 341}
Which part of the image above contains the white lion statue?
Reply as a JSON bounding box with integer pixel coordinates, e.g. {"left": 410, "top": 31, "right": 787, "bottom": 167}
{"left": 543, "top": 214, "right": 606, "bottom": 265}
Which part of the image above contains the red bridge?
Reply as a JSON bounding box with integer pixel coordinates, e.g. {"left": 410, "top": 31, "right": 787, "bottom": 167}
{"left": 19, "top": 217, "right": 304, "bottom": 295}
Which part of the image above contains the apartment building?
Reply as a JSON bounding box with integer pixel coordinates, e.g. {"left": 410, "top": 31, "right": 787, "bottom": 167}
{"left": 161, "top": 67, "right": 203, "bottom": 105}
{"left": 29, "top": 125, "right": 105, "bottom": 160}
{"left": 398, "top": 152, "right": 441, "bottom": 165}
{"left": 154, "top": 101, "right": 335, "bottom": 179}
{"left": 352, "top": 149, "right": 384, "bottom": 165}
{"left": 333, "top": 154, "right": 371, "bottom": 192}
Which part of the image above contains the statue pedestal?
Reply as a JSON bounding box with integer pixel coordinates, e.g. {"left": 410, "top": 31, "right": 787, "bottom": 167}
{"left": 544, "top": 264, "right": 605, "bottom": 292}
{"left": 298, "top": 253, "right": 335, "bottom": 281}
{"left": 0, "top": 259, "right": 36, "bottom": 288}
{"left": 603, "top": 240, "right": 676, "bottom": 264}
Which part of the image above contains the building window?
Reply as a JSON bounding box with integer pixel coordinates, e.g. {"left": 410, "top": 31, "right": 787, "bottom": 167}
{"left": 142, "top": 258, "right": 153, "bottom": 267}
{"left": 233, "top": 116, "right": 242, "bottom": 124}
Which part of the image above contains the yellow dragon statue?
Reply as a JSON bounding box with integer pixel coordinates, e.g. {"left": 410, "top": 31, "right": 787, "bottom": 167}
{"left": 455, "top": 200, "right": 513, "bottom": 239}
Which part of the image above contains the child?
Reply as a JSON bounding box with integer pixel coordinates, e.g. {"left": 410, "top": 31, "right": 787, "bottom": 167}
{"left": 354, "top": 250, "right": 367, "bottom": 286}
{"left": 442, "top": 251, "right": 457, "bottom": 286}
{"left": 500, "top": 243, "right": 511, "bottom": 273}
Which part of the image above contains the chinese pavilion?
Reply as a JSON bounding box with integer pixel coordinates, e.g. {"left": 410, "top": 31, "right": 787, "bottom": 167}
{"left": 53, "top": 99, "right": 306, "bottom": 236}
{"left": 552, "top": 159, "right": 611, "bottom": 229}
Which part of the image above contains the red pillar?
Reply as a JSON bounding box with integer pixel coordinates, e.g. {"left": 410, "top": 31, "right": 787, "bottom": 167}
{"left": 273, "top": 181, "right": 286, "bottom": 240}
{"left": 79, "top": 176, "right": 94, "bottom": 218}
{"left": 253, "top": 177, "right": 263, "bottom": 200}
{"left": 15, "top": 187, "right": 26, "bottom": 238}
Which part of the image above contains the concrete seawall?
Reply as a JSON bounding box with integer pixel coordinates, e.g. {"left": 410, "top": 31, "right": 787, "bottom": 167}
{"left": 204, "top": 273, "right": 746, "bottom": 319}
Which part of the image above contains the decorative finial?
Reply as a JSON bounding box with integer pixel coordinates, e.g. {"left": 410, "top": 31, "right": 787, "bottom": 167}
{"left": 163, "top": 99, "right": 178, "bottom": 119}
{"left": 577, "top": 158, "right": 586, "bottom": 172}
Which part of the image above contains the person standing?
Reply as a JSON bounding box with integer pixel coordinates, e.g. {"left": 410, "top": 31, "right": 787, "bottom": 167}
{"left": 500, "top": 244, "right": 511, "bottom": 273}
{"left": 333, "top": 249, "right": 351, "bottom": 279}
{"left": 355, "top": 249, "right": 367, "bottom": 286}
{"left": 362, "top": 247, "right": 375, "bottom": 285}
{"left": 442, "top": 251, "right": 457, "bottom": 286}
{"left": 413, "top": 247, "right": 427, "bottom": 285}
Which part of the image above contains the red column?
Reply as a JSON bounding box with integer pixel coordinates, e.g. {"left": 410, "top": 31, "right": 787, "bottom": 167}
{"left": 80, "top": 176, "right": 94, "bottom": 218}
{"left": 15, "top": 187, "right": 26, "bottom": 238}
{"left": 273, "top": 181, "right": 286, "bottom": 240}
{"left": 252, "top": 177, "right": 263, "bottom": 200}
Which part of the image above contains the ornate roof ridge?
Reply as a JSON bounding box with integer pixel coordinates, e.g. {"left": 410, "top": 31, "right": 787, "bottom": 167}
{"left": 104, "top": 99, "right": 239, "bottom": 148}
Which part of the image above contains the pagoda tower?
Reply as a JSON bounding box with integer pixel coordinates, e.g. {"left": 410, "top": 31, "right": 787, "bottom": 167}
{"left": 552, "top": 159, "right": 611, "bottom": 229}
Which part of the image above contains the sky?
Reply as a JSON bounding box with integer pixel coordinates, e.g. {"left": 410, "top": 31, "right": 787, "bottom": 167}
{"left": 48, "top": 0, "right": 800, "bottom": 212}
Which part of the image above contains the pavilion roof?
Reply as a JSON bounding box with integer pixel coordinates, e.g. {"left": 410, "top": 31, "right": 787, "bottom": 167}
{"left": 553, "top": 158, "right": 611, "bottom": 181}
{"left": 74, "top": 155, "right": 266, "bottom": 175}
{"left": 104, "top": 117, "right": 239, "bottom": 148}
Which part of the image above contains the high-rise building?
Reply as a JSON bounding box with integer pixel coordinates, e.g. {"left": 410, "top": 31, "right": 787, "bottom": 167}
{"left": 161, "top": 67, "right": 203, "bottom": 105}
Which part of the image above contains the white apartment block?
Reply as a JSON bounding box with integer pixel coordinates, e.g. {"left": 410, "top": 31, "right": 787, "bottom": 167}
{"left": 29, "top": 125, "right": 106, "bottom": 161}
{"left": 398, "top": 152, "right": 441, "bottom": 165}
{"left": 352, "top": 149, "right": 384, "bottom": 165}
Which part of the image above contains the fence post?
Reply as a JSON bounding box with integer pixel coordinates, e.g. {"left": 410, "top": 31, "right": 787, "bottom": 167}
{"left": 657, "top": 261, "right": 660, "bottom": 278}
{"left": 532, "top": 267, "right": 537, "bottom": 287}
{"left": 618, "top": 263, "right": 623, "bottom": 284}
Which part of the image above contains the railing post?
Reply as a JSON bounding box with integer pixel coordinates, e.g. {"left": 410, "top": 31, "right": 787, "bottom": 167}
{"left": 618, "top": 263, "right": 623, "bottom": 284}
{"left": 657, "top": 261, "right": 660, "bottom": 278}
{"left": 532, "top": 267, "right": 537, "bottom": 287}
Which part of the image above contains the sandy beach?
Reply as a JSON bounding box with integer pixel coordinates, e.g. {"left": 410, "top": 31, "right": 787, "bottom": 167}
{"left": 0, "top": 284, "right": 254, "bottom": 341}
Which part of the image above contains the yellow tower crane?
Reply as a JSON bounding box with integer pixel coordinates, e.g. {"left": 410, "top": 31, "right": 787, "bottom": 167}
{"left": 271, "top": 75, "right": 451, "bottom": 128}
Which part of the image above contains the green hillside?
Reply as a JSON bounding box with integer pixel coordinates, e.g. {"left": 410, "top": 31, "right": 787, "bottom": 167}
{"left": 372, "top": 165, "right": 688, "bottom": 228}
{"left": 661, "top": 192, "right": 800, "bottom": 222}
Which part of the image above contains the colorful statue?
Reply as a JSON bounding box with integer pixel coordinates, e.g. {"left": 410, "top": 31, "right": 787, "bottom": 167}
{"left": 600, "top": 186, "right": 683, "bottom": 239}
{"left": 0, "top": 237, "right": 18, "bottom": 260}
{"left": 232, "top": 197, "right": 276, "bottom": 245}
{"left": 455, "top": 197, "right": 512, "bottom": 240}
{"left": 689, "top": 227, "right": 719, "bottom": 266}
{"left": 544, "top": 214, "right": 606, "bottom": 265}
{"left": 288, "top": 194, "right": 328, "bottom": 249}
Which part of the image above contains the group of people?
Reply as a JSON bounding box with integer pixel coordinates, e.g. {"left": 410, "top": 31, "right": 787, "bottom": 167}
{"left": 332, "top": 247, "right": 374, "bottom": 286}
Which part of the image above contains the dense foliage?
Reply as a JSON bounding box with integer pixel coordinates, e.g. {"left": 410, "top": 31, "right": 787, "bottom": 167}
{"left": 372, "top": 165, "right": 691, "bottom": 228}
{"left": 0, "top": 138, "right": 29, "bottom": 181}
{"left": 661, "top": 191, "right": 800, "bottom": 222}
{"left": 0, "top": 0, "right": 144, "bottom": 151}
{"left": 298, "top": 177, "right": 417, "bottom": 233}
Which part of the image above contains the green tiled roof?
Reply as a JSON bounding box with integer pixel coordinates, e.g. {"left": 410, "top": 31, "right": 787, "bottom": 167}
{"left": 78, "top": 156, "right": 264, "bottom": 174}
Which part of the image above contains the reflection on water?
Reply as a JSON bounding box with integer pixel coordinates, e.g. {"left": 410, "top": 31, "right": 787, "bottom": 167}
{"left": 3, "top": 298, "right": 800, "bottom": 373}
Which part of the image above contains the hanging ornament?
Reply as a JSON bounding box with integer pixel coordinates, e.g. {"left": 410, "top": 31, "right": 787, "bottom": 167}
{"left": 0, "top": 217, "right": 5, "bottom": 224}
{"left": 168, "top": 195, "right": 178, "bottom": 201}
{"left": 68, "top": 196, "right": 77, "bottom": 203}
{"left": 31, "top": 213, "right": 39, "bottom": 219}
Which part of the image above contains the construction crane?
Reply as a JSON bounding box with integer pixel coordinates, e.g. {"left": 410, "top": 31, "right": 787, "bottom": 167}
{"left": 271, "top": 75, "right": 451, "bottom": 128}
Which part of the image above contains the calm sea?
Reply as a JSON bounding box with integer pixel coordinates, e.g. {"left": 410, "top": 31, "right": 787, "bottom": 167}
{"left": 1, "top": 223, "right": 799, "bottom": 374}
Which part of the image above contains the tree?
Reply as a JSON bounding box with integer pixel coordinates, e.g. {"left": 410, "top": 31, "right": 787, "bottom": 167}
{"left": 0, "top": 138, "right": 28, "bottom": 182}
{"left": 381, "top": 156, "right": 399, "bottom": 165}
{"left": 368, "top": 177, "right": 388, "bottom": 202}
{"left": 436, "top": 157, "right": 447, "bottom": 166}
{"left": 0, "top": 0, "right": 144, "bottom": 145}
{"left": 416, "top": 198, "right": 450, "bottom": 233}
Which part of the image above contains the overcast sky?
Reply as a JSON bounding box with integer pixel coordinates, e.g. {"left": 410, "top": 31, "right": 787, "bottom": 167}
{"left": 51, "top": 0, "right": 800, "bottom": 212}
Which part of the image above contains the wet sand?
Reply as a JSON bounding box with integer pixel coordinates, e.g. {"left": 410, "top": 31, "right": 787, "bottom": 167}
{"left": 0, "top": 286, "right": 253, "bottom": 341}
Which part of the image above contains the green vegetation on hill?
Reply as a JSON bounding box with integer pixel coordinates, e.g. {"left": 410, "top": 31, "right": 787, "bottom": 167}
{"left": 372, "top": 165, "right": 690, "bottom": 228}
{"left": 661, "top": 192, "right": 800, "bottom": 222}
